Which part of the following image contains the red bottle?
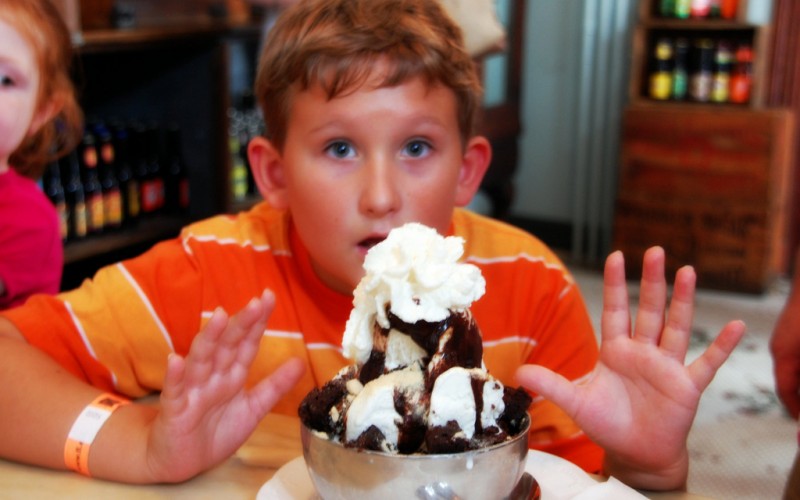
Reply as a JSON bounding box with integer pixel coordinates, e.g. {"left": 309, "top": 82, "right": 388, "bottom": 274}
{"left": 721, "top": 0, "right": 739, "bottom": 19}
{"left": 729, "top": 43, "right": 753, "bottom": 104}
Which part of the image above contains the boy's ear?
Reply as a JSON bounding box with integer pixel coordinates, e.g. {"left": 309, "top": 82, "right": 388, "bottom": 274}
{"left": 248, "top": 136, "right": 289, "bottom": 209}
{"left": 454, "top": 135, "right": 492, "bottom": 207}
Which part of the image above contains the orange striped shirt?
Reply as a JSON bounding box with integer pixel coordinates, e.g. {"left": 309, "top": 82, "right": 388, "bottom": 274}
{"left": 2, "top": 203, "right": 602, "bottom": 471}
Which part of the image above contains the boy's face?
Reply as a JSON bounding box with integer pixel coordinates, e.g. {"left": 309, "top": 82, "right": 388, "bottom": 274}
{"left": 0, "top": 18, "right": 41, "bottom": 173}
{"left": 252, "top": 72, "right": 489, "bottom": 294}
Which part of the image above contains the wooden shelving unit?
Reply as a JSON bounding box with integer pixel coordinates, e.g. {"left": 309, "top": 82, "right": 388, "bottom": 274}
{"left": 612, "top": 0, "right": 794, "bottom": 293}
{"left": 628, "top": 0, "right": 768, "bottom": 107}
{"left": 57, "top": 5, "right": 263, "bottom": 276}
{"left": 64, "top": 215, "right": 185, "bottom": 263}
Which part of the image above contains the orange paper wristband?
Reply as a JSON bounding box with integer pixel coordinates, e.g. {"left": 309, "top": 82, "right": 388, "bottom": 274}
{"left": 64, "top": 393, "right": 129, "bottom": 476}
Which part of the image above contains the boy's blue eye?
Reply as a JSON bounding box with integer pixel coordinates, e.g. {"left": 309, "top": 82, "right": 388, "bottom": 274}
{"left": 404, "top": 140, "right": 431, "bottom": 158}
{"left": 0, "top": 75, "right": 13, "bottom": 87}
{"left": 326, "top": 141, "right": 355, "bottom": 159}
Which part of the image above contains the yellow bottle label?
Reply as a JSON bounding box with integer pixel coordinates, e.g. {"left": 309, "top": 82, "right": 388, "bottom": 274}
{"left": 74, "top": 202, "right": 88, "bottom": 238}
{"left": 650, "top": 72, "right": 672, "bottom": 100}
{"left": 127, "top": 181, "right": 140, "bottom": 218}
{"left": 711, "top": 74, "right": 730, "bottom": 102}
{"left": 57, "top": 202, "right": 69, "bottom": 240}
{"left": 105, "top": 191, "right": 123, "bottom": 226}
{"left": 88, "top": 194, "right": 104, "bottom": 231}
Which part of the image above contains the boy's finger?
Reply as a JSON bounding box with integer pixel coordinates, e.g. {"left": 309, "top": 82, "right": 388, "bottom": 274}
{"left": 212, "top": 291, "right": 274, "bottom": 373}
{"left": 601, "top": 250, "right": 631, "bottom": 342}
{"left": 232, "top": 290, "right": 275, "bottom": 368}
{"left": 515, "top": 364, "right": 580, "bottom": 418}
{"left": 633, "top": 247, "right": 667, "bottom": 345}
{"left": 658, "top": 265, "right": 696, "bottom": 360}
{"left": 160, "top": 353, "right": 188, "bottom": 414}
{"left": 687, "top": 320, "right": 745, "bottom": 390}
{"left": 184, "top": 308, "right": 229, "bottom": 384}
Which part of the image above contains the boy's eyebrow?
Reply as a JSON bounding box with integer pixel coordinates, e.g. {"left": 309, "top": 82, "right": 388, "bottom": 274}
{"left": 306, "top": 114, "right": 450, "bottom": 136}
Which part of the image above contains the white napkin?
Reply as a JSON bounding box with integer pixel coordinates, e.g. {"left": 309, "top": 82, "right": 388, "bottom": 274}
{"left": 526, "top": 450, "right": 648, "bottom": 500}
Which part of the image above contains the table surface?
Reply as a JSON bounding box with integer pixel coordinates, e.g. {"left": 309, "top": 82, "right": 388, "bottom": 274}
{"left": 0, "top": 413, "right": 712, "bottom": 499}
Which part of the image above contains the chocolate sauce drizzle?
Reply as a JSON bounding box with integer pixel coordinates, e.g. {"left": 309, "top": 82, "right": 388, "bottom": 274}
{"left": 298, "top": 305, "right": 532, "bottom": 454}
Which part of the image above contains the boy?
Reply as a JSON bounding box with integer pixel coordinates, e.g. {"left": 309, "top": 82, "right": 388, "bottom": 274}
{"left": 0, "top": 0, "right": 744, "bottom": 490}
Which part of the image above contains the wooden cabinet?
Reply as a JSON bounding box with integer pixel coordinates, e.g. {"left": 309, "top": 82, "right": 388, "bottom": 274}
{"left": 612, "top": 0, "right": 795, "bottom": 293}
{"left": 614, "top": 106, "right": 794, "bottom": 293}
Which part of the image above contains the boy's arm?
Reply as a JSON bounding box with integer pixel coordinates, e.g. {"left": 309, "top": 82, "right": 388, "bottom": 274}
{"left": 516, "top": 247, "right": 745, "bottom": 491}
{"left": 0, "top": 291, "right": 304, "bottom": 483}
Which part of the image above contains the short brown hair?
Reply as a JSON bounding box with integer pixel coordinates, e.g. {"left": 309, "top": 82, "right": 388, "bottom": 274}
{"left": 0, "top": 0, "right": 83, "bottom": 179}
{"left": 255, "top": 0, "right": 482, "bottom": 150}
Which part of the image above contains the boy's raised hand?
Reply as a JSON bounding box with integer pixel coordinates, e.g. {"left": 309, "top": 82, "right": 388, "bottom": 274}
{"left": 145, "top": 290, "right": 305, "bottom": 482}
{"left": 515, "top": 247, "right": 746, "bottom": 491}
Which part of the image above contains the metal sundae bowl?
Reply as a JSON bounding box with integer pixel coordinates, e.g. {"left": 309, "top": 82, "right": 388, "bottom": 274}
{"left": 300, "top": 417, "right": 530, "bottom": 500}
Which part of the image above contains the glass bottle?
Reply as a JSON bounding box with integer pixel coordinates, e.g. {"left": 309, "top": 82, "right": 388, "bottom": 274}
{"left": 689, "top": 39, "right": 714, "bottom": 103}
{"left": 63, "top": 149, "right": 88, "bottom": 240}
{"left": 690, "top": 0, "right": 711, "bottom": 18}
{"left": 80, "top": 132, "right": 104, "bottom": 235}
{"left": 131, "top": 123, "right": 154, "bottom": 217}
{"left": 228, "top": 111, "right": 249, "bottom": 202}
{"left": 95, "top": 124, "right": 123, "bottom": 230}
{"left": 164, "top": 125, "right": 190, "bottom": 214}
{"left": 671, "top": 38, "right": 689, "bottom": 101}
{"left": 44, "top": 159, "right": 68, "bottom": 242}
{"left": 711, "top": 40, "right": 733, "bottom": 103}
{"left": 729, "top": 43, "right": 753, "bottom": 104}
{"left": 675, "top": 0, "right": 691, "bottom": 18}
{"left": 145, "top": 123, "right": 165, "bottom": 214}
{"left": 112, "top": 123, "right": 140, "bottom": 226}
{"left": 721, "top": 0, "right": 739, "bottom": 19}
{"left": 659, "top": 0, "right": 676, "bottom": 17}
{"left": 649, "top": 38, "right": 673, "bottom": 101}
{"left": 709, "top": 0, "right": 722, "bottom": 17}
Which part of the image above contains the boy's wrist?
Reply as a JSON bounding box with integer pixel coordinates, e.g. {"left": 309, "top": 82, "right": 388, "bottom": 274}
{"left": 602, "top": 450, "right": 689, "bottom": 492}
{"left": 85, "top": 401, "right": 162, "bottom": 483}
{"left": 64, "top": 393, "right": 130, "bottom": 476}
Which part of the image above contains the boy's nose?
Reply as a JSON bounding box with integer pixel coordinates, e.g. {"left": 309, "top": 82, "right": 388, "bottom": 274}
{"left": 359, "top": 157, "right": 400, "bottom": 217}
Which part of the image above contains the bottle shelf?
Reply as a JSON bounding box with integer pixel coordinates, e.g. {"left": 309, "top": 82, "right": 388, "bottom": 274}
{"left": 629, "top": 0, "right": 768, "bottom": 107}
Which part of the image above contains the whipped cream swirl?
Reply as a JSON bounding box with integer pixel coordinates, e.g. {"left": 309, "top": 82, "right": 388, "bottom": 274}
{"left": 342, "top": 223, "right": 485, "bottom": 364}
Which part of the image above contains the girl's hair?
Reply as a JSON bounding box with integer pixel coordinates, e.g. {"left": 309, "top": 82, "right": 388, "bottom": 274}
{"left": 255, "top": 0, "right": 482, "bottom": 150}
{"left": 1, "top": 0, "right": 83, "bottom": 179}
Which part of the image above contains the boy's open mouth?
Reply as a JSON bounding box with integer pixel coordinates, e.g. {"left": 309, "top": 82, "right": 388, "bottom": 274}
{"left": 359, "top": 237, "right": 386, "bottom": 251}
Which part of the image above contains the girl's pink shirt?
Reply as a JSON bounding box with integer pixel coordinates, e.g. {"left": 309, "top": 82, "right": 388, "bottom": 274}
{"left": 0, "top": 168, "right": 63, "bottom": 309}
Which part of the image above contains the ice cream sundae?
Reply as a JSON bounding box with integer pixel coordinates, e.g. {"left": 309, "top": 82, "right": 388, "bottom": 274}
{"left": 299, "top": 223, "right": 531, "bottom": 454}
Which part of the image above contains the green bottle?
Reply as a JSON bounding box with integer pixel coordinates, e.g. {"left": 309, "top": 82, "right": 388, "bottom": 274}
{"left": 660, "top": 0, "right": 676, "bottom": 17}
{"left": 675, "top": 0, "right": 691, "bottom": 18}
{"left": 671, "top": 38, "right": 689, "bottom": 100}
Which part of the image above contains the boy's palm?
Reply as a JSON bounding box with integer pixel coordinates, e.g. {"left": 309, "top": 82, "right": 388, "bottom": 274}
{"left": 145, "top": 291, "right": 304, "bottom": 482}
{"left": 516, "top": 247, "right": 745, "bottom": 489}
